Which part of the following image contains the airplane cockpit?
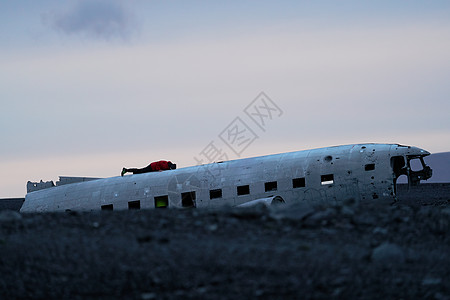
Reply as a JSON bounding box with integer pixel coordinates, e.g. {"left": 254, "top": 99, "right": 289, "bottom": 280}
{"left": 390, "top": 145, "right": 432, "bottom": 189}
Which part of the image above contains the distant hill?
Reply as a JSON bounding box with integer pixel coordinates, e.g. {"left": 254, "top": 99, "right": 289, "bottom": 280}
{"left": 398, "top": 152, "right": 450, "bottom": 183}
{"left": 424, "top": 152, "right": 450, "bottom": 183}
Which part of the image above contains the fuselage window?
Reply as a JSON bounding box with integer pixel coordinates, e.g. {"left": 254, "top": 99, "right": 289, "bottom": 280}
{"left": 365, "top": 164, "right": 375, "bottom": 171}
{"left": 101, "top": 204, "right": 113, "bottom": 211}
{"left": 321, "top": 174, "right": 334, "bottom": 185}
{"left": 209, "top": 189, "right": 223, "bottom": 199}
{"left": 128, "top": 200, "right": 141, "bottom": 210}
{"left": 181, "top": 191, "right": 196, "bottom": 208}
{"left": 265, "top": 181, "right": 278, "bottom": 192}
{"left": 292, "top": 177, "right": 306, "bottom": 188}
{"left": 154, "top": 195, "right": 169, "bottom": 208}
{"left": 237, "top": 185, "right": 250, "bottom": 196}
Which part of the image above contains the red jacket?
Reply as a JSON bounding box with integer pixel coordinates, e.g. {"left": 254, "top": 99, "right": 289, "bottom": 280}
{"left": 150, "top": 160, "right": 172, "bottom": 171}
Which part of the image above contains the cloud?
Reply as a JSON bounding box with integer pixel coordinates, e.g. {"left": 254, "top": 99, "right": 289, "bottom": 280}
{"left": 43, "top": 0, "right": 138, "bottom": 41}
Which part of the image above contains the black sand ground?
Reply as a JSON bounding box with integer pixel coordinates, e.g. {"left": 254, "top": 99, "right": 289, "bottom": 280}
{"left": 0, "top": 184, "right": 449, "bottom": 299}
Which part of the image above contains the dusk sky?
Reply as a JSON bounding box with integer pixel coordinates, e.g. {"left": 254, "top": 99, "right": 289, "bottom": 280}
{"left": 1, "top": 1, "right": 450, "bottom": 198}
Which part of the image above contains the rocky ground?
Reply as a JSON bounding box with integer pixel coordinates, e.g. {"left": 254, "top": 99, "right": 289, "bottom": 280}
{"left": 0, "top": 184, "right": 449, "bottom": 299}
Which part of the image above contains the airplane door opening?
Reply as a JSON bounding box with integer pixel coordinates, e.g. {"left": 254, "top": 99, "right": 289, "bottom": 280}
{"left": 391, "top": 156, "right": 406, "bottom": 195}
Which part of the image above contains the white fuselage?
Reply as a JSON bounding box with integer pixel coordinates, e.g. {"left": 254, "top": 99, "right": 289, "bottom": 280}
{"left": 20, "top": 143, "right": 431, "bottom": 212}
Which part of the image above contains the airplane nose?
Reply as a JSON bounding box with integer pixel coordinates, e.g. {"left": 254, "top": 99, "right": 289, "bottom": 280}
{"left": 419, "top": 148, "right": 431, "bottom": 156}
{"left": 408, "top": 146, "right": 431, "bottom": 156}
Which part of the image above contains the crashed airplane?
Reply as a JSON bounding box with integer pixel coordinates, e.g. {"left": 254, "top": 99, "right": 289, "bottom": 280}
{"left": 20, "top": 143, "right": 432, "bottom": 213}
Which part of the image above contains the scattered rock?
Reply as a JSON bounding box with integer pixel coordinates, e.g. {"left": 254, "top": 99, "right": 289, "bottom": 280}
{"left": 353, "top": 214, "right": 377, "bottom": 226}
{"left": 341, "top": 206, "right": 354, "bottom": 217}
{"left": 372, "top": 227, "right": 388, "bottom": 235}
{"left": 196, "top": 286, "right": 208, "bottom": 294}
{"left": 343, "top": 198, "right": 357, "bottom": 207}
{"left": 371, "top": 242, "right": 405, "bottom": 265}
{"left": 207, "top": 224, "right": 218, "bottom": 232}
{"left": 270, "top": 202, "right": 315, "bottom": 221}
{"left": 0, "top": 210, "right": 22, "bottom": 222}
{"left": 158, "top": 237, "right": 170, "bottom": 244}
{"left": 141, "top": 292, "right": 157, "bottom": 300}
{"left": 0, "top": 190, "right": 448, "bottom": 299}
{"left": 137, "top": 235, "right": 153, "bottom": 243}
{"left": 91, "top": 221, "right": 100, "bottom": 228}
{"left": 433, "top": 292, "right": 449, "bottom": 300}
{"left": 303, "top": 208, "right": 336, "bottom": 227}
{"left": 422, "top": 277, "right": 442, "bottom": 286}
{"left": 230, "top": 205, "right": 267, "bottom": 219}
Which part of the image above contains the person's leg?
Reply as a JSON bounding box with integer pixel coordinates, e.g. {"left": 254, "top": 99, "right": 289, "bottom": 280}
{"left": 127, "top": 164, "right": 153, "bottom": 174}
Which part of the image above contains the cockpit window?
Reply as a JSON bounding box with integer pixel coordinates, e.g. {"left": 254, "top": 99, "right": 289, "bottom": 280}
{"left": 391, "top": 155, "right": 432, "bottom": 188}
{"left": 406, "top": 155, "right": 432, "bottom": 185}
{"left": 409, "top": 158, "right": 424, "bottom": 171}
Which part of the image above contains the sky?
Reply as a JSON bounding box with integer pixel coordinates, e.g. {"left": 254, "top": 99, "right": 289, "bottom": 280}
{"left": 1, "top": 0, "right": 450, "bottom": 198}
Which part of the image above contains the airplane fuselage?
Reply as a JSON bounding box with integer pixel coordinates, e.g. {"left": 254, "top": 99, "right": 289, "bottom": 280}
{"left": 20, "top": 143, "right": 432, "bottom": 212}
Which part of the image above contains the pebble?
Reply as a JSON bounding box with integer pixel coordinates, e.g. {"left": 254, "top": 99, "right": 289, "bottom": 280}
{"left": 0, "top": 210, "right": 22, "bottom": 222}
{"left": 372, "top": 227, "right": 388, "bottom": 235}
{"left": 207, "top": 224, "right": 218, "bottom": 232}
{"left": 271, "top": 202, "right": 315, "bottom": 221}
{"left": 303, "top": 208, "right": 336, "bottom": 227}
{"left": 433, "top": 292, "right": 449, "bottom": 300}
{"left": 371, "top": 242, "right": 405, "bottom": 265}
{"left": 141, "top": 292, "right": 157, "bottom": 300}
{"left": 422, "top": 277, "right": 442, "bottom": 286}
{"left": 231, "top": 206, "right": 267, "bottom": 219}
{"left": 341, "top": 206, "right": 355, "bottom": 217}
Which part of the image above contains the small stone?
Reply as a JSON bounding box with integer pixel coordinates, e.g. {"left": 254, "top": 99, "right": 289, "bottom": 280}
{"left": 434, "top": 292, "right": 448, "bottom": 300}
{"left": 0, "top": 210, "right": 22, "bottom": 222}
{"left": 344, "top": 198, "right": 356, "bottom": 205}
{"left": 158, "top": 237, "right": 170, "bottom": 244}
{"left": 297, "top": 243, "right": 311, "bottom": 251}
{"left": 341, "top": 206, "right": 354, "bottom": 217}
{"left": 422, "top": 277, "right": 442, "bottom": 286}
{"left": 141, "top": 292, "right": 157, "bottom": 300}
{"left": 393, "top": 278, "right": 403, "bottom": 286}
{"left": 332, "top": 287, "right": 344, "bottom": 297}
{"left": 137, "top": 235, "right": 153, "bottom": 243}
{"left": 371, "top": 243, "right": 405, "bottom": 265}
{"left": 304, "top": 208, "right": 336, "bottom": 227}
{"left": 232, "top": 204, "right": 267, "bottom": 219}
{"left": 321, "top": 228, "right": 337, "bottom": 235}
{"left": 372, "top": 227, "right": 388, "bottom": 235}
{"left": 331, "top": 276, "right": 347, "bottom": 286}
{"left": 207, "top": 224, "right": 218, "bottom": 232}
{"left": 354, "top": 214, "right": 376, "bottom": 226}
{"left": 271, "top": 202, "right": 315, "bottom": 221}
